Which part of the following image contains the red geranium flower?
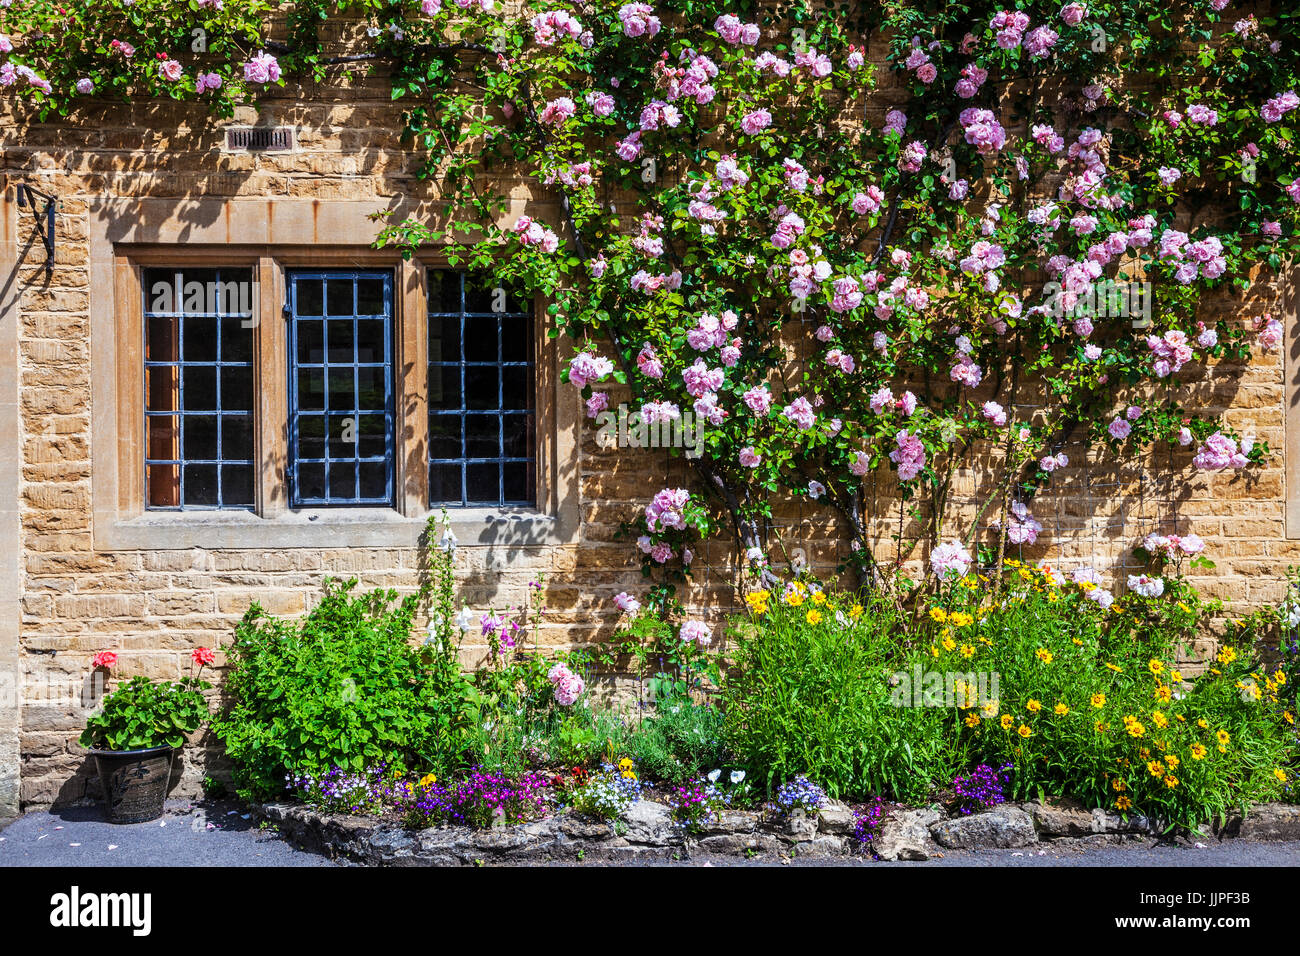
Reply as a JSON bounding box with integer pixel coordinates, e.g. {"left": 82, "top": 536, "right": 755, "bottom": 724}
{"left": 91, "top": 651, "right": 117, "bottom": 669}
{"left": 192, "top": 647, "right": 216, "bottom": 667}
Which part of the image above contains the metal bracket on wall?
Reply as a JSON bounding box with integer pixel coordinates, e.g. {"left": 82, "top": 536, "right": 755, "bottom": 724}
{"left": 14, "top": 182, "right": 56, "bottom": 277}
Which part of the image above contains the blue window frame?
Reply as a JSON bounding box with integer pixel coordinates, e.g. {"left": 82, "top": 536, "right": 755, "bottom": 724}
{"left": 428, "top": 271, "right": 535, "bottom": 507}
{"left": 287, "top": 271, "right": 395, "bottom": 507}
{"left": 143, "top": 267, "right": 256, "bottom": 510}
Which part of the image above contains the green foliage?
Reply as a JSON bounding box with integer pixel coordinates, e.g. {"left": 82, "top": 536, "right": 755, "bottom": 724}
{"left": 934, "top": 563, "right": 1296, "bottom": 829}
{"left": 723, "top": 584, "right": 959, "bottom": 802}
{"left": 623, "top": 695, "right": 731, "bottom": 786}
{"left": 723, "top": 564, "right": 1299, "bottom": 828}
{"left": 80, "top": 675, "right": 210, "bottom": 752}
{"left": 211, "top": 577, "right": 445, "bottom": 801}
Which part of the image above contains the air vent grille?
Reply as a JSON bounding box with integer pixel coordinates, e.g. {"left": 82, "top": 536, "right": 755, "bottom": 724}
{"left": 225, "top": 127, "right": 294, "bottom": 151}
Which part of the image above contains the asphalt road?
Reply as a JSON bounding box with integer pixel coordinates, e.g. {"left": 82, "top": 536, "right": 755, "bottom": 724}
{"left": 0, "top": 800, "right": 337, "bottom": 867}
{"left": 3, "top": 801, "right": 1298, "bottom": 867}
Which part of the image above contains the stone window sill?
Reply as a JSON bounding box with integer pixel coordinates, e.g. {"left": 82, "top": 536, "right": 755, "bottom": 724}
{"left": 92, "top": 507, "right": 573, "bottom": 551}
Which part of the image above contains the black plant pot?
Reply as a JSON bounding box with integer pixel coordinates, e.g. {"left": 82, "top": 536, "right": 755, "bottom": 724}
{"left": 90, "top": 746, "right": 176, "bottom": 824}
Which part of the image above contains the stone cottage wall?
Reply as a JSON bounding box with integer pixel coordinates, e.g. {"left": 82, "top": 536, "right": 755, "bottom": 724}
{"left": 0, "top": 32, "right": 1296, "bottom": 815}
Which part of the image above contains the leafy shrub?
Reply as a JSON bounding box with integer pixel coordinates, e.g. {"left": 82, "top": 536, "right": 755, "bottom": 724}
{"left": 723, "top": 583, "right": 959, "bottom": 802}
{"left": 212, "top": 578, "right": 446, "bottom": 801}
{"left": 622, "top": 696, "right": 730, "bottom": 786}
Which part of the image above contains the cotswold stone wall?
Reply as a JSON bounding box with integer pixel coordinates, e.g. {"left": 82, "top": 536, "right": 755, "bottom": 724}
{"left": 0, "top": 35, "right": 1295, "bottom": 815}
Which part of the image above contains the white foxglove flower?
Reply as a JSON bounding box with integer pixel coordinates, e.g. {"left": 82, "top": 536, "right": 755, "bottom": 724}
{"left": 1284, "top": 604, "right": 1300, "bottom": 629}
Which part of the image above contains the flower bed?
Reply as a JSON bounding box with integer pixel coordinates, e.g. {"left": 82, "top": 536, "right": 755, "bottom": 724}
{"left": 201, "top": 519, "right": 1296, "bottom": 852}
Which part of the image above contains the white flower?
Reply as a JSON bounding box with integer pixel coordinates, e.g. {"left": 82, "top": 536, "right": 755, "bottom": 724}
{"left": 438, "top": 527, "right": 458, "bottom": 552}
{"left": 424, "top": 615, "right": 444, "bottom": 646}
{"left": 730, "top": 770, "right": 746, "bottom": 785}
{"left": 1088, "top": 588, "right": 1114, "bottom": 609}
{"left": 1284, "top": 603, "right": 1300, "bottom": 629}
{"left": 454, "top": 605, "right": 475, "bottom": 632}
{"left": 1126, "top": 574, "right": 1165, "bottom": 599}
{"left": 707, "top": 769, "right": 722, "bottom": 783}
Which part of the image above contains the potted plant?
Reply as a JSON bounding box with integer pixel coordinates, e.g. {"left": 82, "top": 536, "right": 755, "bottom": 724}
{"left": 79, "top": 648, "right": 214, "bottom": 823}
